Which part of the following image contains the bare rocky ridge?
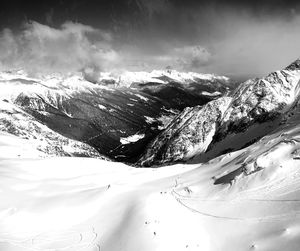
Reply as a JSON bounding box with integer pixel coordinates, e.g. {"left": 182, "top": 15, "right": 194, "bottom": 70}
{"left": 138, "top": 59, "right": 300, "bottom": 166}
{"left": 138, "top": 97, "right": 232, "bottom": 166}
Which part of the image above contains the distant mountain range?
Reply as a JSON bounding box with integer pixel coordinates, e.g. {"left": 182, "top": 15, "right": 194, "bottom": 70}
{"left": 97, "top": 69, "right": 230, "bottom": 87}
{"left": 4, "top": 60, "right": 300, "bottom": 166}
{"left": 0, "top": 69, "right": 233, "bottom": 162}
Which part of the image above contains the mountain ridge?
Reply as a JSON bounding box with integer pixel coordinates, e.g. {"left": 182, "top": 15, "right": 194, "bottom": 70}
{"left": 138, "top": 58, "right": 300, "bottom": 166}
{"left": 0, "top": 68, "right": 231, "bottom": 162}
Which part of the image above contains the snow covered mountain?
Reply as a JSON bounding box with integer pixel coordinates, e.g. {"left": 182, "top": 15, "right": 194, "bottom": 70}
{"left": 2, "top": 61, "right": 300, "bottom": 250}
{"left": 98, "top": 69, "right": 230, "bottom": 87}
{"left": 138, "top": 59, "right": 300, "bottom": 166}
{"left": 2, "top": 60, "right": 300, "bottom": 251}
{"left": 0, "top": 69, "right": 231, "bottom": 162}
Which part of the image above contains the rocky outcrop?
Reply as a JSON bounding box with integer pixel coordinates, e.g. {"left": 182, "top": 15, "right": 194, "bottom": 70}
{"left": 138, "top": 59, "right": 300, "bottom": 166}
{"left": 138, "top": 97, "right": 232, "bottom": 166}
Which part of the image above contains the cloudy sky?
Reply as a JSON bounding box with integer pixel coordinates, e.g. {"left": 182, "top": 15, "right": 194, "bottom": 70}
{"left": 0, "top": 0, "right": 300, "bottom": 79}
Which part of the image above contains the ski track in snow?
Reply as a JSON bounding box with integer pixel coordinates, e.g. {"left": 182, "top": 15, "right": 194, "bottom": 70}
{"left": 2, "top": 129, "right": 300, "bottom": 251}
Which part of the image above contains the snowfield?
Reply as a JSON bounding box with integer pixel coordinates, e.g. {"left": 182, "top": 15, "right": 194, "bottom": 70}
{"left": 120, "top": 133, "right": 145, "bottom": 144}
{"left": 2, "top": 101, "right": 300, "bottom": 250}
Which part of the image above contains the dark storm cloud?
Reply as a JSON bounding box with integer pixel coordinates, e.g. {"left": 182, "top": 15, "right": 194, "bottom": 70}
{"left": 0, "top": 0, "right": 300, "bottom": 78}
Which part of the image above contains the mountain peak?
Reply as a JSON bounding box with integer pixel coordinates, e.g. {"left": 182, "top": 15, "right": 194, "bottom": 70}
{"left": 285, "top": 58, "right": 300, "bottom": 71}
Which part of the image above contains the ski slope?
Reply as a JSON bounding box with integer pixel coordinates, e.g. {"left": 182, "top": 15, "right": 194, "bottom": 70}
{"left": 1, "top": 105, "right": 300, "bottom": 251}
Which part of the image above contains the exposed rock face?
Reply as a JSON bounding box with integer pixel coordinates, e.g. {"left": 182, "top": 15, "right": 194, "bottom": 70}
{"left": 138, "top": 97, "right": 232, "bottom": 166}
{"left": 285, "top": 58, "right": 300, "bottom": 71}
{"left": 138, "top": 59, "right": 300, "bottom": 166}
{"left": 215, "top": 67, "right": 300, "bottom": 141}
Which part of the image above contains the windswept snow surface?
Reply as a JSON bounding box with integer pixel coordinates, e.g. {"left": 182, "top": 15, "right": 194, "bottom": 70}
{"left": 2, "top": 99, "right": 300, "bottom": 250}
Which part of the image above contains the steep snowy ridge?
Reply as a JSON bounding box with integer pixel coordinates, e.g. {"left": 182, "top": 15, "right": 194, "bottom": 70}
{"left": 215, "top": 64, "right": 300, "bottom": 140}
{"left": 138, "top": 97, "right": 232, "bottom": 166}
{"left": 139, "top": 59, "right": 300, "bottom": 166}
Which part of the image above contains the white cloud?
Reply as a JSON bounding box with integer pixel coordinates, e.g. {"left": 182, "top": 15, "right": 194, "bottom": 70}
{"left": 0, "top": 21, "right": 119, "bottom": 76}
{"left": 201, "top": 14, "right": 300, "bottom": 77}
{"left": 116, "top": 43, "right": 212, "bottom": 72}
{"left": 173, "top": 45, "right": 212, "bottom": 69}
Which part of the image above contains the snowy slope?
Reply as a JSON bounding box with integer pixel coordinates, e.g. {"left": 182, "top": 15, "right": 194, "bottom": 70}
{"left": 2, "top": 61, "right": 300, "bottom": 251}
{"left": 2, "top": 96, "right": 300, "bottom": 250}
